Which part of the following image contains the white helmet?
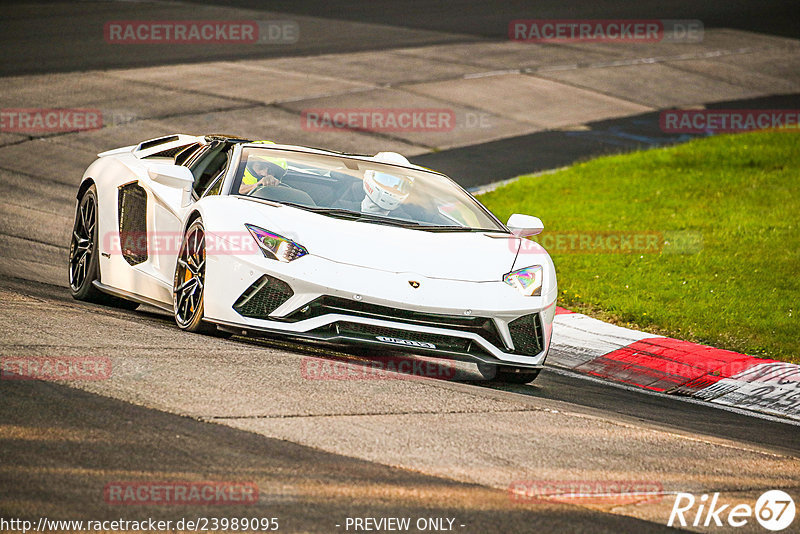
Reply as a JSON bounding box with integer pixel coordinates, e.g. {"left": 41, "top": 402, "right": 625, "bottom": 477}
{"left": 363, "top": 152, "right": 415, "bottom": 211}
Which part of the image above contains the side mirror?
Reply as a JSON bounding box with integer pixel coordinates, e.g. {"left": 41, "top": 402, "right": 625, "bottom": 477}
{"left": 507, "top": 214, "right": 544, "bottom": 237}
{"left": 148, "top": 164, "right": 195, "bottom": 207}
{"left": 148, "top": 164, "right": 194, "bottom": 189}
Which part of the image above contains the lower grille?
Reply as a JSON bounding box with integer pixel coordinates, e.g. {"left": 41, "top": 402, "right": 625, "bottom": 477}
{"left": 233, "top": 275, "right": 293, "bottom": 319}
{"left": 508, "top": 313, "right": 544, "bottom": 355}
{"left": 285, "top": 295, "right": 505, "bottom": 349}
{"left": 337, "top": 322, "right": 472, "bottom": 353}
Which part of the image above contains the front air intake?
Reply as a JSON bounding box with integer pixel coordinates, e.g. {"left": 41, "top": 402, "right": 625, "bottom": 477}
{"left": 233, "top": 275, "right": 293, "bottom": 319}
{"left": 508, "top": 313, "right": 544, "bottom": 355}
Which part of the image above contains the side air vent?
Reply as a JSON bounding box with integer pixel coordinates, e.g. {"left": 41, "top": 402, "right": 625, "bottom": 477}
{"left": 233, "top": 275, "right": 294, "bottom": 319}
{"left": 142, "top": 145, "right": 188, "bottom": 160}
{"left": 117, "top": 182, "right": 148, "bottom": 266}
{"left": 508, "top": 313, "right": 544, "bottom": 355}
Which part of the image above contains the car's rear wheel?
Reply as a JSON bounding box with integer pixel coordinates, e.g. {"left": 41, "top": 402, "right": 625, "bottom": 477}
{"left": 477, "top": 362, "right": 541, "bottom": 384}
{"left": 69, "top": 184, "right": 138, "bottom": 309}
{"left": 173, "top": 218, "right": 230, "bottom": 337}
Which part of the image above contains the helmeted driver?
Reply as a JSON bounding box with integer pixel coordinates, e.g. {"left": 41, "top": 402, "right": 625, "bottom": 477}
{"left": 361, "top": 152, "right": 415, "bottom": 215}
{"left": 239, "top": 141, "right": 288, "bottom": 195}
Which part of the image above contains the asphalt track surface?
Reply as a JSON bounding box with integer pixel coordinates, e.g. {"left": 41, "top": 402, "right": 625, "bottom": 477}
{"left": 198, "top": 0, "right": 800, "bottom": 40}
{"left": 2, "top": 276, "right": 799, "bottom": 532}
{"left": 3, "top": 0, "right": 796, "bottom": 75}
{"left": 1, "top": 1, "right": 800, "bottom": 533}
{"left": 414, "top": 92, "right": 800, "bottom": 190}
{"left": 2, "top": 368, "right": 674, "bottom": 533}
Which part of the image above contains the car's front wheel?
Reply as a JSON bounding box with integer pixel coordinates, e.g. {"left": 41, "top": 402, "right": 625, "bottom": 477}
{"left": 173, "top": 218, "right": 232, "bottom": 338}
{"left": 477, "top": 363, "right": 541, "bottom": 384}
{"left": 174, "top": 218, "right": 215, "bottom": 334}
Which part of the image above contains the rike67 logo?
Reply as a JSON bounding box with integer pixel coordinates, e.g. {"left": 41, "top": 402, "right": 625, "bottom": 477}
{"left": 669, "top": 490, "right": 795, "bottom": 531}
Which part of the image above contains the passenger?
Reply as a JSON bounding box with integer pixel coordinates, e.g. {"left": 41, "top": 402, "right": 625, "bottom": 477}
{"left": 361, "top": 169, "right": 415, "bottom": 215}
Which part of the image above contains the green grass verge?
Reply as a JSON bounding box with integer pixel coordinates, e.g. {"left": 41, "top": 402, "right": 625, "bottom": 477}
{"left": 478, "top": 131, "right": 799, "bottom": 363}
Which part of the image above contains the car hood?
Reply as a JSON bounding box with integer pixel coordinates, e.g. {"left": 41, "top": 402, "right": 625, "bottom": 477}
{"left": 234, "top": 199, "right": 525, "bottom": 282}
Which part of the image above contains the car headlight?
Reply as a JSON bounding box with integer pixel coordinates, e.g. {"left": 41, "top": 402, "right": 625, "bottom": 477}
{"left": 503, "top": 265, "right": 543, "bottom": 296}
{"left": 245, "top": 224, "right": 308, "bottom": 262}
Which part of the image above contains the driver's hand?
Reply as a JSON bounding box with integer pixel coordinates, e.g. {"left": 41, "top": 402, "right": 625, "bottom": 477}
{"left": 259, "top": 174, "right": 280, "bottom": 187}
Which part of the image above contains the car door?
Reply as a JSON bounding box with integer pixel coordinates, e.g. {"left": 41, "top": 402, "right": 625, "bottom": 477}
{"left": 150, "top": 141, "right": 232, "bottom": 286}
{"left": 138, "top": 142, "right": 206, "bottom": 292}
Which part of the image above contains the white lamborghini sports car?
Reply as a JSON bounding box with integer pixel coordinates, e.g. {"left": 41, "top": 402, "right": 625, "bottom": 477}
{"left": 68, "top": 134, "right": 557, "bottom": 383}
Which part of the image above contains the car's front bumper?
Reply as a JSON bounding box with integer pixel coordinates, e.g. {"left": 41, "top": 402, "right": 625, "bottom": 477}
{"left": 203, "top": 249, "right": 557, "bottom": 367}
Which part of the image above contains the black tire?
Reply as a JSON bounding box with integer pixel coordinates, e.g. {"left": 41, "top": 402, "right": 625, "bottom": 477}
{"left": 173, "top": 218, "right": 219, "bottom": 335}
{"left": 477, "top": 363, "right": 541, "bottom": 384}
{"left": 69, "top": 184, "right": 138, "bottom": 310}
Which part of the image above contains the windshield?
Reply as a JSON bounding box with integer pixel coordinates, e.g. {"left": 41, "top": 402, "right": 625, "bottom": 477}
{"left": 230, "top": 147, "right": 507, "bottom": 232}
